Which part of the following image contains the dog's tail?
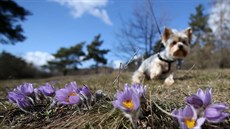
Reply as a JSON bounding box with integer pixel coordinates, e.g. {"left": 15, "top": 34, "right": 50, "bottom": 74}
{"left": 132, "top": 70, "right": 145, "bottom": 84}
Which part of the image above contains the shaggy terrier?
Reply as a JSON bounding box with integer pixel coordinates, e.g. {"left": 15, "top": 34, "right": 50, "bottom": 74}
{"left": 132, "top": 27, "right": 192, "bottom": 85}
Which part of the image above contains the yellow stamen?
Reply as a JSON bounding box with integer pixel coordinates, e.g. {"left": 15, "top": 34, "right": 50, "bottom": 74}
{"left": 66, "top": 92, "right": 77, "bottom": 102}
{"left": 123, "top": 99, "right": 134, "bottom": 110}
{"left": 184, "top": 118, "right": 196, "bottom": 129}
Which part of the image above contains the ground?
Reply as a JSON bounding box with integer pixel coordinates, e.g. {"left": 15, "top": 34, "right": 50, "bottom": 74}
{"left": 0, "top": 69, "right": 230, "bottom": 128}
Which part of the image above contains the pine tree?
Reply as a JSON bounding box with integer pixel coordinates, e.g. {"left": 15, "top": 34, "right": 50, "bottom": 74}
{"left": 189, "top": 4, "right": 212, "bottom": 46}
{"left": 185, "top": 4, "right": 216, "bottom": 69}
{"left": 48, "top": 43, "right": 85, "bottom": 75}
{"left": 85, "top": 34, "right": 109, "bottom": 72}
{"left": 0, "top": 0, "right": 31, "bottom": 45}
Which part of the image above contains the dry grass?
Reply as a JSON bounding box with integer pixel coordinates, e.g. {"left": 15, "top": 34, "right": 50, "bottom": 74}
{"left": 0, "top": 69, "right": 230, "bottom": 128}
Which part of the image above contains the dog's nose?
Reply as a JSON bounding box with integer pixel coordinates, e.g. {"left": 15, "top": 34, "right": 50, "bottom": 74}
{"left": 178, "top": 45, "right": 183, "bottom": 49}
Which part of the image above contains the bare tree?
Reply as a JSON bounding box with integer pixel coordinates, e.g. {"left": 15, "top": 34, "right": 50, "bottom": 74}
{"left": 209, "top": 0, "right": 230, "bottom": 68}
{"left": 115, "top": 0, "right": 170, "bottom": 60}
{"left": 209, "top": 0, "right": 230, "bottom": 47}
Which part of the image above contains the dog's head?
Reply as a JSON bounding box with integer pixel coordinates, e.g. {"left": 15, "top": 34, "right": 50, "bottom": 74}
{"left": 161, "top": 27, "right": 192, "bottom": 59}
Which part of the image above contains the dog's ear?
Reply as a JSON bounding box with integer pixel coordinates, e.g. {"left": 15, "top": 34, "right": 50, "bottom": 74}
{"left": 162, "top": 27, "right": 173, "bottom": 45}
{"left": 184, "top": 27, "right": 192, "bottom": 43}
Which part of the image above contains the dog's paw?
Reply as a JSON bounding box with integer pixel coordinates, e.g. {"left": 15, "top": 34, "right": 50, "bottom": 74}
{"left": 164, "top": 78, "right": 174, "bottom": 86}
{"left": 132, "top": 71, "right": 145, "bottom": 84}
{"left": 132, "top": 80, "right": 141, "bottom": 84}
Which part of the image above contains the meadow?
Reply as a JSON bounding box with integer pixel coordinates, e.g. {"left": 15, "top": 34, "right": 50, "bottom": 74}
{"left": 0, "top": 69, "right": 230, "bottom": 129}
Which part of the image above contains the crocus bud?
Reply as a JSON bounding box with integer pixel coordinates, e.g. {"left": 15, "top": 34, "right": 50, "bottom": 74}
{"left": 17, "top": 83, "right": 34, "bottom": 96}
{"left": 39, "top": 83, "right": 55, "bottom": 96}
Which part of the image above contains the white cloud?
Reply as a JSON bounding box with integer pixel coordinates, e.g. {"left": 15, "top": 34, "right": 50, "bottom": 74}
{"left": 52, "top": 0, "right": 112, "bottom": 25}
{"left": 113, "top": 60, "right": 124, "bottom": 69}
{"left": 22, "top": 51, "right": 55, "bottom": 66}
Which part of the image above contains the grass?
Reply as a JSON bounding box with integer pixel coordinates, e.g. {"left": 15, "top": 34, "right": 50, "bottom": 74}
{"left": 0, "top": 69, "right": 230, "bottom": 128}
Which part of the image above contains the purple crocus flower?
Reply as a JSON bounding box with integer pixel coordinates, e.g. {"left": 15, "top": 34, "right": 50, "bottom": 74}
{"left": 7, "top": 91, "right": 25, "bottom": 104}
{"left": 123, "top": 83, "right": 146, "bottom": 97}
{"left": 39, "top": 83, "right": 55, "bottom": 96}
{"left": 131, "top": 83, "right": 146, "bottom": 97}
{"left": 186, "top": 88, "right": 212, "bottom": 109}
{"left": 79, "top": 85, "right": 92, "bottom": 108}
{"left": 113, "top": 84, "right": 142, "bottom": 129}
{"left": 65, "top": 81, "right": 79, "bottom": 91}
{"left": 80, "top": 85, "right": 91, "bottom": 98}
{"left": 17, "top": 83, "right": 34, "bottom": 96}
{"left": 204, "top": 103, "right": 230, "bottom": 123}
{"left": 34, "top": 88, "right": 40, "bottom": 94}
{"left": 55, "top": 86, "right": 81, "bottom": 105}
{"left": 172, "top": 105, "right": 206, "bottom": 129}
{"left": 7, "top": 91, "right": 31, "bottom": 109}
{"left": 112, "top": 87, "right": 140, "bottom": 113}
{"left": 16, "top": 96, "right": 32, "bottom": 109}
{"left": 34, "top": 88, "right": 45, "bottom": 102}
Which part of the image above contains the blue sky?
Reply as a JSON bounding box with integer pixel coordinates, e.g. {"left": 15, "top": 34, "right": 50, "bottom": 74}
{"left": 1, "top": 0, "right": 211, "bottom": 68}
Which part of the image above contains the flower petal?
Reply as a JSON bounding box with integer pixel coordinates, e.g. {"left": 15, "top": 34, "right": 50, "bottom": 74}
{"left": 7, "top": 91, "right": 18, "bottom": 103}
{"left": 205, "top": 103, "right": 229, "bottom": 123}
{"left": 112, "top": 100, "right": 119, "bottom": 108}
{"left": 186, "top": 94, "right": 203, "bottom": 109}
{"left": 180, "top": 123, "right": 188, "bottom": 129}
{"left": 17, "top": 83, "right": 34, "bottom": 96}
{"left": 69, "top": 95, "right": 80, "bottom": 105}
{"left": 183, "top": 105, "right": 194, "bottom": 118}
{"left": 205, "top": 106, "right": 221, "bottom": 119}
{"left": 80, "top": 86, "right": 91, "bottom": 97}
{"left": 208, "top": 103, "right": 228, "bottom": 111}
{"left": 124, "top": 83, "right": 130, "bottom": 92}
{"left": 207, "top": 112, "right": 230, "bottom": 123}
{"left": 197, "top": 89, "right": 205, "bottom": 103}
{"left": 203, "top": 88, "right": 212, "bottom": 106}
{"left": 55, "top": 89, "right": 69, "bottom": 102}
{"left": 195, "top": 117, "right": 206, "bottom": 127}
{"left": 172, "top": 109, "right": 181, "bottom": 122}
{"left": 39, "top": 83, "right": 55, "bottom": 96}
{"left": 132, "top": 92, "right": 140, "bottom": 110}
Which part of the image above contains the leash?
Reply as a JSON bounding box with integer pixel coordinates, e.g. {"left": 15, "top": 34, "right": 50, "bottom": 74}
{"left": 148, "top": 0, "right": 162, "bottom": 36}
{"left": 148, "top": 0, "right": 179, "bottom": 73}
{"left": 147, "top": 0, "right": 165, "bottom": 53}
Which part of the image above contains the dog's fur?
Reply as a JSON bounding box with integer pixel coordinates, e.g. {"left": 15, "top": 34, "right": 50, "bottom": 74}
{"left": 132, "top": 27, "right": 192, "bottom": 85}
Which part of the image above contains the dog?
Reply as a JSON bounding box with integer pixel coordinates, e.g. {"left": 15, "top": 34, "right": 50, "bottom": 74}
{"left": 132, "top": 27, "right": 192, "bottom": 85}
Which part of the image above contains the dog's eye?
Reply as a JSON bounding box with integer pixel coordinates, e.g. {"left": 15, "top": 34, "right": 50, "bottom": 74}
{"left": 182, "top": 40, "right": 187, "bottom": 44}
{"left": 172, "top": 41, "right": 177, "bottom": 45}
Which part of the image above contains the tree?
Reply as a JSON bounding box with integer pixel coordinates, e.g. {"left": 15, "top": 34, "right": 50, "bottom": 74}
{"left": 85, "top": 34, "right": 109, "bottom": 72}
{"left": 48, "top": 43, "right": 85, "bottom": 75}
{"left": 185, "top": 4, "right": 217, "bottom": 69}
{"left": 115, "top": 0, "right": 169, "bottom": 60}
{"left": 209, "top": 0, "right": 230, "bottom": 48}
{"left": 0, "top": 0, "right": 31, "bottom": 45}
{"left": 153, "top": 40, "right": 164, "bottom": 54}
{"left": 209, "top": 0, "right": 230, "bottom": 68}
{"left": 185, "top": 3, "right": 230, "bottom": 69}
{"left": 0, "top": 51, "right": 46, "bottom": 79}
{"left": 189, "top": 4, "right": 212, "bottom": 46}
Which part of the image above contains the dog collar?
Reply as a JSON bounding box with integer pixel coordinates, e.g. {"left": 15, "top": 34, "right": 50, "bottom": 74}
{"left": 157, "top": 53, "right": 175, "bottom": 74}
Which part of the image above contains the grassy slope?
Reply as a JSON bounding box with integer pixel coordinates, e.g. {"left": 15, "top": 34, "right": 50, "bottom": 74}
{"left": 0, "top": 69, "right": 230, "bottom": 128}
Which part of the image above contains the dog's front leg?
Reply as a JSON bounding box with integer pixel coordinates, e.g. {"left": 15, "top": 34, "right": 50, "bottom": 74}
{"left": 164, "top": 73, "right": 174, "bottom": 86}
{"left": 150, "top": 65, "right": 162, "bottom": 80}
